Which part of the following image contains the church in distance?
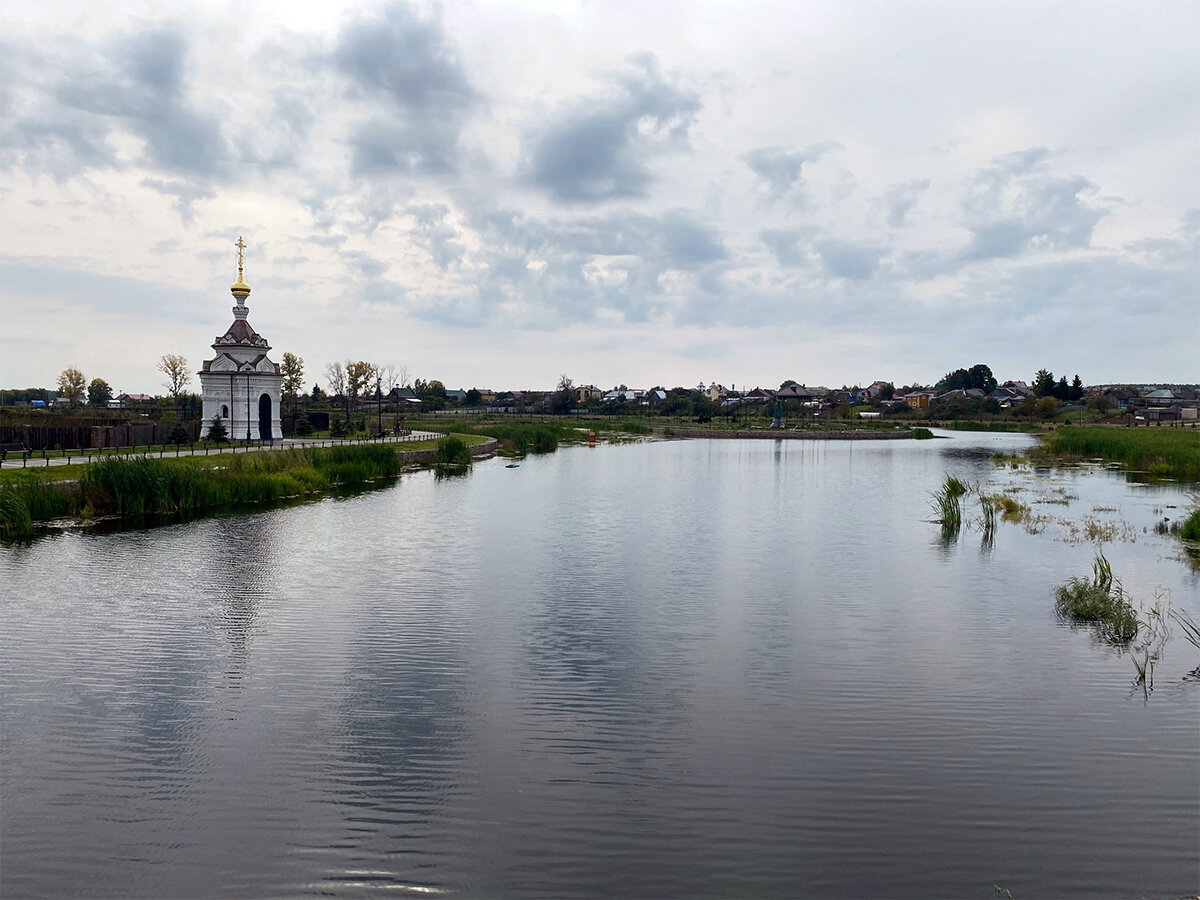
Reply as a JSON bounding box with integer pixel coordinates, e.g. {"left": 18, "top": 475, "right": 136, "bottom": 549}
{"left": 199, "top": 238, "right": 282, "bottom": 440}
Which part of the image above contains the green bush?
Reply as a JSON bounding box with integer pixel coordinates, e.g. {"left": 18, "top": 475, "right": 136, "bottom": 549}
{"left": 434, "top": 435, "right": 473, "bottom": 467}
{"left": 912, "top": 427, "right": 934, "bottom": 440}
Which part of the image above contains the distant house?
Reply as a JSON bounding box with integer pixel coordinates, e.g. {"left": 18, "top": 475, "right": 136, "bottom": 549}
{"left": 743, "top": 387, "right": 775, "bottom": 403}
{"left": 112, "top": 393, "right": 153, "bottom": 409}
{"left": 936, "top": 388, "right": 986, "bottom": 401}
{"left": 775, "top": 384, "right": 816, "bottom": 402}
{"left": 988, "top": 387, "right": 1026, "bottom": 408}
{"left": 1001, "top": 381, "right": 1035, "bottom": 397}
{"left": 706, "top": 383, "right": 729, "bottom": 403}
{"left": 1135, "top": 407, "right": 1180, "bottom": 423}
{"left": 1141, "top": 389, "right": 1176, "bottom": 405}
{"left": 1101, "top": 389, "right": 1134, "bottom": 410}
{"left": 444, "top": 388, "right": 468, "bottom": 403}
{"left": 900, "top": 391, "right": 937, "bottom": 409}
{"left": 574, "top": 385, "right": 603, "bottom": 404}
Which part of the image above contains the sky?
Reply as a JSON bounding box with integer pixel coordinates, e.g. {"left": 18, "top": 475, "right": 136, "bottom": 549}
{"left": 1, "top": 0, "right": 1197, "bottom": 396}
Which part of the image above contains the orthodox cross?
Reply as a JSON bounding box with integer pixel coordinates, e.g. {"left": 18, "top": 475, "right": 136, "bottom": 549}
{"left": 235, "top": 236, "right": 246, "bottom": 275}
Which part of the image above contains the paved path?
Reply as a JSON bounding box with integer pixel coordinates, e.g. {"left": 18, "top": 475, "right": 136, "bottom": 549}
{"left": 0, "top": 432, "right": 446, "bottom": 470}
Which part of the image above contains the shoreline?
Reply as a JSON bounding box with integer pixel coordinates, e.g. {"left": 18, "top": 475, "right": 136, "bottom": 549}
{"left": 654, "top": 426, "right": 915, "bottom": 440}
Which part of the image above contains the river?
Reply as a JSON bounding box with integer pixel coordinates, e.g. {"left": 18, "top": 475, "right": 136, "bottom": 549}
{"left": 2, "top": 431, "right": 1196, "bottom": 897}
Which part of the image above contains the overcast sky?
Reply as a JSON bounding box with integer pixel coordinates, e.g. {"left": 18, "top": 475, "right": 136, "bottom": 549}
{"left": 1, "top": 0, "right": 1196, "bottom": 395}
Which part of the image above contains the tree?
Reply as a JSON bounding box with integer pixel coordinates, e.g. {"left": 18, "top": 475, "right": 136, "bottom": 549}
{"left": 1033, "top": 369, "right": 1055, "bottom": 398}
{"left": 281, "top": 352, "right": 304, "bottom": 406}
{"left": 1035, "top": 396, "right": 1060, "bottom": 419}
{"left": 465, "top": 388, "right": 482, "bottom": 406}
{"left": 57, "top": 367, "right": 86, "bottom": 406}
{"left": 167, "top": 423, "right": 190, "bottom": 445}
{"left": 376, "top": 363, "right": 404, "bottom": 397}
{"left": 207, "top": 416, "right": 229, "bottom": 442}
{"left": 939, "top": 364, "right": 995, "bottom": 393}
{"left": 967, "top": 364, "right": 997, "bottom": 393}
{"left": 549, "top": 374, "right": 574, "bottom": 415}
{"left": 324, "top": 362, "right": 347, "bottom": 409}
{"left": 1054, "top": 376, "right": 1070, "bottom": 401}
{"left": 345, "top": 360, "right": 375, "bottom": 410}
{"left": 87, "top": 378, "right": 113, "bottom": 407}
{"left": 420, "top": 379, "right": 447, "bottom": 412}
{"left": 1070, "top": 374, "right": 1084, "bottom": 402}
{"left": 157, "top": 354, "right": 191, "bottom": 400}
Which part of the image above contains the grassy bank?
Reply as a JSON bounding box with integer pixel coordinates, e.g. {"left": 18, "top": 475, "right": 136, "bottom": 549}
{"left": 0, "top": 440, "right": 485, "bottom": 539}
{"left": 940, "top": 420, "right": 1045, "bottom": 433}
{"left": 410, "top": 419, "right": 580, "bottom": 455}
{"left": 1039, "top": 426, "right": 1200, "bottom": 480}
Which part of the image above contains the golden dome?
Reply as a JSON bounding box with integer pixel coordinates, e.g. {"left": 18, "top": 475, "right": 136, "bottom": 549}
{"left": 231, "top": 235, "right": 251, "bottom": 300}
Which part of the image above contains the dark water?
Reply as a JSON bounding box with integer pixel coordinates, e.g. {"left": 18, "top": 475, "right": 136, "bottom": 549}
{"left": 2, "top": 432, "right": 1197, "bottom": 898}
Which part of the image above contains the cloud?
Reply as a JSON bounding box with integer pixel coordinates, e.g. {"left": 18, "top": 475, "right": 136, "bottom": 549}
{"left": 140, "top": 178, "right": 215, "bottom": 223}
{"left": 58, "top": 28, "right": 228, "bottom": 175}
{"left": 0, "top": 26, "right": 230, "bottom": 182}
{"left": 334, "top": 3, "right": 476, "bottom": 177}
{"left": 407, "top": 203, "right": 465, "bottom": 269}
{"left": 960, "top": 148, "right": 1106, "bottom": 261}
{"left": 760, "top": 228, "right": 816, "bottom": 268}
{"left": 392, "top": 206, "right": 726, "bottom": 328}
{"left": 816, "top": 239, "right": 887, "bottom": 280}
{"left": 741, "top": 141, "right": 840, "bottom": 200}
{"left": 880, "top": 178, "right": 931, "bottom": 227}
{"left": 524, "top": 53, "right": 701, "bottom": 203}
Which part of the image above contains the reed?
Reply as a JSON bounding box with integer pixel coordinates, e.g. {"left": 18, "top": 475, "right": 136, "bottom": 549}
{"left": 1, "top": 445, "right": 406, "bottom": 534}
{"left": 1172, "top": 607, "right": 1200, "bottom": 652}
{"left": 930, "top": 475, "right": 968, "bottom": 540}
{"left": 978, "top": 493, "right": 997, "bottom": 550}
{"left": 1054, "top": 551, "right": 1139, "bottom": 644}
{"left": 1040, "top": 426, "right": 1200, "bottom": 480}
{"left": 1180, "top": 508, "right": 1200, "bottom": 542}
{"left": 911, "top": 427, "right": 934, "bottom": 440}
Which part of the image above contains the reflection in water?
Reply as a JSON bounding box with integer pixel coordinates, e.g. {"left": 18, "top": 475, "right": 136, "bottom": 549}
{"left": 2, "top": 432, "right": 1197, "bottom": 899}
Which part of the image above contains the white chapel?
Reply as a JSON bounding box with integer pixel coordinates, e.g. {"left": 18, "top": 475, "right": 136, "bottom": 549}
{"left": 199, "top": 238, "right": 283, "bottom": 440}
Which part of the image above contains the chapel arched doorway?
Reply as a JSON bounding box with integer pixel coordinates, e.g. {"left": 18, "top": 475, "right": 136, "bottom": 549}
{"left": 258, "top": 393, "right": 272, "bottom": 441}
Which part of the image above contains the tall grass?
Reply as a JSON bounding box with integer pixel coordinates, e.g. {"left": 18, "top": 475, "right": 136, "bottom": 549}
{"left": 1040, "top": 426, "right": 1200, "bottom": 480}
{"left": 1054, "top": 551, "right": 1139, "bottom": 644}
{"left": 1179, "top": 508, "right": 1200, "bottom": 542}
{"left": 930, "top": 475, "right": 970, "bottom": 540}
{"left": 0, "top": 445, "right": 404, "bottom": 536}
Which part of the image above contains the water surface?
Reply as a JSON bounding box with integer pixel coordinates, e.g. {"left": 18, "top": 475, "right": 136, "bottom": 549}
{"left": 2, "top": 432, "right": 1197, "bottom": 897}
